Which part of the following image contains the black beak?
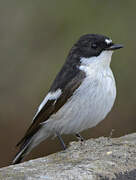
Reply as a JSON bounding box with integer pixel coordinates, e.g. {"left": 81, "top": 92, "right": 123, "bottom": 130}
{"left": 106, "top": 44, "right": 123, "bottom": 51}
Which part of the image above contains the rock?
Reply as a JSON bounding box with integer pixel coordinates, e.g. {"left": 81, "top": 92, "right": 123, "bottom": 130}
{"left": 0, "top": 133, "right": 136, "bottom": 180}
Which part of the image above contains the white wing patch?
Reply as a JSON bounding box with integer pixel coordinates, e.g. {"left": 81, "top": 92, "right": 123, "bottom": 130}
{"left": 32, "top": 89, "right": 62, "bottom": 121}
{"left": 105, "top": 39, "right": 112, "bottom": 45}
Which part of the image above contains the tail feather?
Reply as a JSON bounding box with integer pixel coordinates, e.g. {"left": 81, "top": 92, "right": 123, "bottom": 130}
{"left": 16, "top": 125, "right": 41, "bottom": 147}
{"left": 12, "top": 124, "right": 42, "bottom": 165}
{"left": 12, "top": 125, "right": 51, "bottom": 165}
{"left": 12, "top": 138, "right": 32, "bottom": 165}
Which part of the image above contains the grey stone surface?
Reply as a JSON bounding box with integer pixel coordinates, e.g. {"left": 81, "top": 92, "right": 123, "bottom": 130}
{"left": 0, "top": 133, "right": 136, "bottom": 180}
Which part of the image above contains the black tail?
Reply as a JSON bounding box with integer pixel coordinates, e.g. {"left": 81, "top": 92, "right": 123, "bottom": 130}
{"left": 12, "top": 124, "right": 41, "bottom": 165}
{"left": 12, "top": 149, "right": 26, "bottom": 164}
{"left": 12, "top": 137, "right": 32, "bottom": 165}
{"left": 12, "top": 124, "right": 50, "bottom": 164}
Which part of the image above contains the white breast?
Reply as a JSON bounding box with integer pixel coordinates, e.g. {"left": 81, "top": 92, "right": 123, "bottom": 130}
{"left": 43, "top": 50, "right": 116, "bottom": 135}
{"left": 45, "top": 69, "right": 116, "bottom": 135}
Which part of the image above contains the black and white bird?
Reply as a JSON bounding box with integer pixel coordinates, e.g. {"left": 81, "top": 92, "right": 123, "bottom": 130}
{"left": 12, "top": 34, "right": 123, "bottom": 164}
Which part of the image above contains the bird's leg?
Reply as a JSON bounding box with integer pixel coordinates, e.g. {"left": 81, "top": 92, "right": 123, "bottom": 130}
{"left": 75, "top": 133, "right": 84, "bottom": 142}
{"left": 56, "top": 132, "right": 67, "bottom": 150}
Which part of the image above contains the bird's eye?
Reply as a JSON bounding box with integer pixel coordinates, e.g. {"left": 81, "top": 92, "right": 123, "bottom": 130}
{"left": 91, "top": 43, "right": 97, "bottom": 49}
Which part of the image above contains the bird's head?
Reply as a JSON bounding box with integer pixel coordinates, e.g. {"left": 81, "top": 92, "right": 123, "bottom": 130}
{"left": 70, "top": 34, "right": 123, "bottom": 68}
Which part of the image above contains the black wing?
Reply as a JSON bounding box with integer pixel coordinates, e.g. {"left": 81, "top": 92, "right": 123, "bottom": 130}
{"left": 17, "top": 59, "right": 85, "bottom": 147}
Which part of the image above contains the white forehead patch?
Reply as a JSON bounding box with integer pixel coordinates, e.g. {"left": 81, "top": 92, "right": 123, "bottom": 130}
{"left": 105, "top": 39, "right": 112, "bottom": 45}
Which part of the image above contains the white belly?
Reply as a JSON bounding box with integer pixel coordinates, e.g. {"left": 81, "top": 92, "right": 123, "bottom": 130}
{"left": 45, "top": 68, "right": 116, "bottom": 135}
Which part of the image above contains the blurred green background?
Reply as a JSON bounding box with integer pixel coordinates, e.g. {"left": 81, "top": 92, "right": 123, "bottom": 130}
{"left": 0, "top": 0, "right": 136, "bottom": 167}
